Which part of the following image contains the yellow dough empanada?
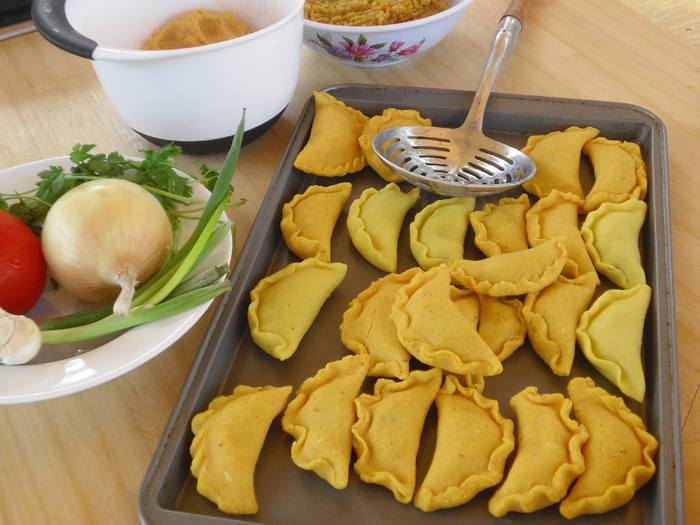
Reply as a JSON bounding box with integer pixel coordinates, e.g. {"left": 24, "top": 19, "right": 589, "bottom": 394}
{"left": 340, "top": 267, "right": 421, "bottom": 379}
{"left": 582, "top": 137, "right": 648, "bottom": 213}
{"left": 576, "top": 284, "right": 652, "bottom": 402}
{"left": 522, "top": 271, "right": 599, "bottom": 376}
{"left": 248, "top": 258, "right": 347, "bottom": 360}
{"left": 409, "top": 196, "right": 475, "bottom": 270}
{"left": 392, "top": 265, "right": 502, "bottom": 376}
{"left": 280, "top": 182, "right": 353, "bottom": 262}
{"left": 477, "top": 295, "right": 527, "bottom": 362}
{"left": 526, "top": 189, "right": 596, "bottom": 278}
{"left": 521, "top": 126, "right": 600, "bottom": 200}
{"left": 560, "top": 376, "right": 658, "bottom": 518}
{"left": 294, "top": 91, "right": 369, "bottom": 176}
{"left": 470, "top": 193, "right": 530, "bottom": 257}
{"left": 449, "top": 236, "right": 568, "bottom": 297}
{"left": 190, "top": 384, "right": 293, "bottom": 515}
{"left": 281, "top": 354, "right": 371, "bottom": 489}
{"left": 347, "top": 182, "right": 420, "bottom": 272}
{"left": 352, "top": 367, "right": 443, "bottom": 503}
{"left": 488, "top": 386, "right": 589, "bottom": 517}
{"left": 414, "top": 375, "right": 515, "bottom": 512}
{"left": 581, "top": 199, "right": 647, "bottom": 289}
{"left": 359, "top": 108, "right": 432, "bottom": 182}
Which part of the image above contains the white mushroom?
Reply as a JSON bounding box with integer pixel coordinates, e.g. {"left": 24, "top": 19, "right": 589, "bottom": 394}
{"left": 0, "top": 307, "right": 42, "bottom": 365}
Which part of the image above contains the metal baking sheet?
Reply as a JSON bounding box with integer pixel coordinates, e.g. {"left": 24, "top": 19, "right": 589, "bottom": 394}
{"left": 138, "top": 84, "right": 683, "bottom": 524}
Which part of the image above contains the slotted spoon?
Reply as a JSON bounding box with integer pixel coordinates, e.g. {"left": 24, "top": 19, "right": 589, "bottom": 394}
{"left": 372, "top": 0, "right": 535, "bottom": 197}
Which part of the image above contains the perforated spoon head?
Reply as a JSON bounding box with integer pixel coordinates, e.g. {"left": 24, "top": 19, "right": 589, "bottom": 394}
{"left": 372, "top": 124, "right": 537, "bottom": 197}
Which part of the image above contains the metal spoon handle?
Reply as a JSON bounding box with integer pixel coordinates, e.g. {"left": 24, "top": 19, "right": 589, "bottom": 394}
{"left": 461, "top": 0, "right": 532, "bottom": 131}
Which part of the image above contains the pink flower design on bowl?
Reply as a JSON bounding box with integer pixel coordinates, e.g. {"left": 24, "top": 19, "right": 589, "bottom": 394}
{"left": 312, "top": 33, "right": 425, "bottom": 64}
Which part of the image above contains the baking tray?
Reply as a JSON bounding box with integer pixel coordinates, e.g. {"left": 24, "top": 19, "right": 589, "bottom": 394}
{"left": 138, "top": 84, "right": 683, "bottom": 524}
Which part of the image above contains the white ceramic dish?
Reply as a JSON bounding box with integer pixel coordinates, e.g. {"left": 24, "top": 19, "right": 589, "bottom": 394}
{"left": 303, "top": 0, "right": 474, "bottom": 67}
{"left": 0, "top": 156, "right": 232, "bottom": 404}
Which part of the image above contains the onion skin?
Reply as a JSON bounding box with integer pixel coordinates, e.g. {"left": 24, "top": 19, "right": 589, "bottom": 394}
{"left": 41, "top": 178, "right": 173, "bottom": 308}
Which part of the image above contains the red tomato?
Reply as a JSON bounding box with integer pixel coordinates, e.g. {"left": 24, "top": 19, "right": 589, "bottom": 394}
{"left": 0, "top": 209, "right": 47, "bottom": 315}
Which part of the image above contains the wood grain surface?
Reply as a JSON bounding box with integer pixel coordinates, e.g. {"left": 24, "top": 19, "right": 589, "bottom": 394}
{"left": 0, "top": 0, "right": 698, "bottom": 523}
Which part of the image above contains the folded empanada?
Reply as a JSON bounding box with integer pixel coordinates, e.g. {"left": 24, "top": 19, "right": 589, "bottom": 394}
{"left": 526, "top": 189, "right": 596, "bottom": 278}
{"left": 488, "top": 386, "right": 589, "bottom": 517}
{"left": 470, "top": 193, "right": 530, "bottom": 257}
{"left": 392, "top": 265, "right": 502, "bottom": 376}
{"left": 560, "top": 377, "right": 658, "bottom": 519}
{"left": 359, "top": 108, "right": 432, "bottom": 182}
{"left": 581, "top": 199, "right": 647, "bottom": 289}
{"left": 521, "top": 126, "right": 600, "bottom": 200}
{"left": 414, "top": 375, "right": 515, "bottom": 512}
{"left": 347, "top": 182, "right": 420, "bottom": 272}
{"left": 576, "top": 284, "right": 652, "bottom": 402}
{"left": 582, "top": 137, "right": 648, "bottom": 213}
{"left": 248, "top": 258, "right": 347, "bottom": 360}
{"left": 449, "top": 236, "right": 568, "bottom": 297}
{"left": 477, "top": 295, "right": 527, "bottom": 362}
{"left": 352, "top": 367, "right": 443, "bottom": 503}
{"left": 190, "top": 385, "right": 293, "bottom": 515}
{"left": 280, "top": 182, "right": 353, "bottom": 262}
{"left": 282, "top": 354, "right": 371, "bottom": 489}
{"left": 409, "top": 196, "right": 475, "bottom": 270}
{"left": 294, "top": 91, "right": 369, "bottom": 176}
{"left": 522, "top": 272, "right": 599, "bottom": 376}
{"left": 340, "top": 267, "right": 422, "bottom": 379}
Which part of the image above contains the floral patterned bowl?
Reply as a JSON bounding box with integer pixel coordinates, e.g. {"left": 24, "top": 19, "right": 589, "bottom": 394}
{"left": 303, "top": 0, "right": 474, "bottom": 67}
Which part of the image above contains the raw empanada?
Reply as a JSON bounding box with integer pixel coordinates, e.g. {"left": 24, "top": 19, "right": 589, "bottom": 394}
{"left": 449, "top": 236, "right": 568, "bottom": 297}
{"left": 582, "top": 137, "right": 648, "bottom": 213}
{"left": 248, "top": 258, "right": 347, "bottom": 360}
{"left": 477, "top": 295, "right": 527, "bottom": 362}
{"left": 560, "top": 377, "right": 658, "bottom": 519}
{"left": 359, "top": 108, "right": 432, "bottom": 183}
{"left": 521, "top": 126, "right": 600, "bottom": 200}
{"left": 281, "top": 354, "right": 371, "bottom": 489}
{"left": 522, "top": 271, "right": 599, "bottom": 376}
{"left": 190, "top": 385, "right": 293, "bottom": 515}
{"left": 488, "top": 386, "right": 589, "bottom": 517}
{"left": 581, "top": 199, "right": 647, "bottom": 289}
{"left": 294, "top": 91, "right": 369, "bottom": 176}
{"left": 340, "top": 267, "right": 422, "bottom": 379}
{"left": 280, "top": 182, "right": 353, "bottom": 262}
{"left": 470, "top": 193, "right": 530, "bottom": 257}
{"left": 347, "top": 182, "right": 420, "bottom": 272}
{"left": 352, "top": 367, "right": 443, "bottom": 503}
{"left": 526, "top": 189, "right": 596, "bottom": 278}
{"left": 414, "top": 375, "right": 515, "bottom": 512}
{"left": 392, "top": 265, "right": 502, "bottom": 376}
{"left": 576, "top": 284, "right": 652, "bottom": 402}
{"left": 409, "top": 196, "right": 475, "bottom": 270}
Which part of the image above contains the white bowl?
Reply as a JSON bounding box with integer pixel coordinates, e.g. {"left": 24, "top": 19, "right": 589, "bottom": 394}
{"left": 303, "top": 0, "right": 474, "bottom": 67}
{"left": 33, "top": 0, "right": 305, "bottom": 154}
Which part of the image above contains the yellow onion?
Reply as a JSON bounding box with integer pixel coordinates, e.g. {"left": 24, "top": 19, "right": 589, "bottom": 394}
{"left": 41, "top": 178, "right": 173, "bottom": 315}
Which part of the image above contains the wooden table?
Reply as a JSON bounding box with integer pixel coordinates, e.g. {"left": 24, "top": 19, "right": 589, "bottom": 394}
{"left": 0, "top": 0, "right": 698, "bottom": 523}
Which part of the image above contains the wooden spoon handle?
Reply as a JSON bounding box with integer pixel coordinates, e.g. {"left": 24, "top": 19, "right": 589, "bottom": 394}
{"left": 502, "top": 0, "right": 533, "bottom": 25}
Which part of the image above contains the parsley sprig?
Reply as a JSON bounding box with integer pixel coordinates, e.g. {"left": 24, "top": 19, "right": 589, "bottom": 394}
{"left": 0, "top": 143, "right": 237, "bottom": 234}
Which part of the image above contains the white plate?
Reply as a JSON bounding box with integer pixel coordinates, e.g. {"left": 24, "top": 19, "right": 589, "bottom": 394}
{"left": 0, "top": 156, "right": 233, "bottom": 403}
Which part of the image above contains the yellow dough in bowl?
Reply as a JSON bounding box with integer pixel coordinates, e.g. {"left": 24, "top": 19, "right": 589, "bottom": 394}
{"left": 190, "top": 384, "right": 292, "bottom": 515}
{"left": 347, "top": 182, "right": 420, "bottom": 272}
{"left": 248, "top": 258, "right": 347, "bottom": 360}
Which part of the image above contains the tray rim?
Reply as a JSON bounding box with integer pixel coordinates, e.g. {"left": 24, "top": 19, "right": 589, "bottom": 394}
{"left": 138, "top": 83, "right": 683, "bottom": 525}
